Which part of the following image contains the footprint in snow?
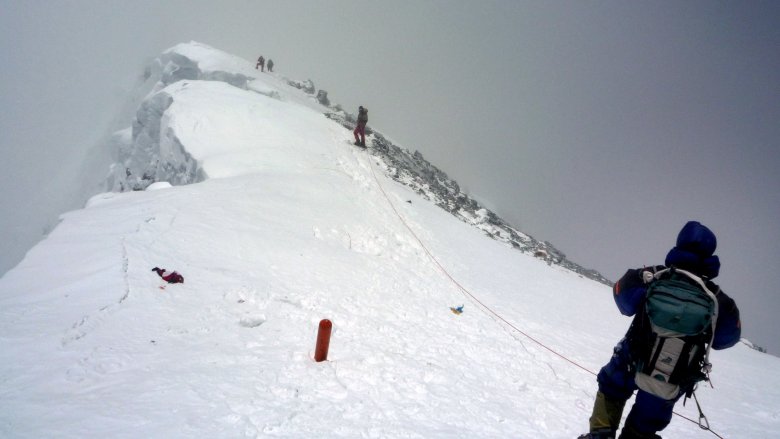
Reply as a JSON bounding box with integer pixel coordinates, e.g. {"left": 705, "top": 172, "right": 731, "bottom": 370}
{"left": 239, "top": 316, "right": 266, "bottom": 328}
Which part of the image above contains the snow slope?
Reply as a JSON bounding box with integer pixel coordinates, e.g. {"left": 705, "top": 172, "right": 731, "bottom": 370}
{"left": 1, "top": 42, "right": 778, "bottom": 438}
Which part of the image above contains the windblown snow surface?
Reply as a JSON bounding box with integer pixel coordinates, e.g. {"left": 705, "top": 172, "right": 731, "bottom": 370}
{"left": 1, "top": 42, "right": 778, "bottom": 438}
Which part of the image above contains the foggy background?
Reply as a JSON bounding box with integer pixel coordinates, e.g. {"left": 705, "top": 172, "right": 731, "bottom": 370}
{"left": 2, "top": 1, "right": 778, "bottom": 353}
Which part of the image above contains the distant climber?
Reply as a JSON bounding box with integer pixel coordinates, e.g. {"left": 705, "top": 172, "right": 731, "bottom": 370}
{"left": 267, "top": 59, "right": 274, "bottom": 72}
{"left": 256, "top": 56, "right": 265, "bottom": 71}
{"left": 578, "top": 221, "right": 741, "bottom": 439}
{"left": 353, "top": 106, "right": 368, "bottom": 147}
{"left": 152, "top": 267, "right": 184, "bottom": 284}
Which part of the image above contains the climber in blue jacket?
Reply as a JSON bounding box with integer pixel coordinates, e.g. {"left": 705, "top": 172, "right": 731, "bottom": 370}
{"left": 579, "top": 221, "right": 741, "bottom": 439}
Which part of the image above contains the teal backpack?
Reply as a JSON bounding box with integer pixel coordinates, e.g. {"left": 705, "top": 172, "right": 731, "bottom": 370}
{"left": 634, "top": 267, "right": 719, "bottom": 399}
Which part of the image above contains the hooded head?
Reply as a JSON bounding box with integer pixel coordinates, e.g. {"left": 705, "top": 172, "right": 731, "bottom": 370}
{"left": 665, "top": 221, "right": 720, "bottom": 278}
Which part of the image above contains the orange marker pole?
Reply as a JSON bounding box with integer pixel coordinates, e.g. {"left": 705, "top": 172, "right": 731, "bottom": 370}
{"left": 314, "top": 319, "right": 332, "bottom": 362}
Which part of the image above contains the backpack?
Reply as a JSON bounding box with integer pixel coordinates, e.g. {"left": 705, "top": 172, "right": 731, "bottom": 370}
{"left": 632, "top": 267, "right": 719, "bottom": 400}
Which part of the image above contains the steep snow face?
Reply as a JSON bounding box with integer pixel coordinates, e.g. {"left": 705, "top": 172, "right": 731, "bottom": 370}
{"left": 158, "top": 80, "right": 341, "bottom": 180}
{"left": 108, "top": 42, "right": 329, "bottom": 192}
{"left": 2, "top": 42, "right": 778, "bottom": 438}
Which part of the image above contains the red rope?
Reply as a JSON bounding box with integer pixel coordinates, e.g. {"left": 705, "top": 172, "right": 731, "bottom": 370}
{"left": 366, "top": 156, "right": 725, "bottom": 438}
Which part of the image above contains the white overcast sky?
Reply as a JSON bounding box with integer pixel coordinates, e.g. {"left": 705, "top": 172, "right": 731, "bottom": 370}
{"left": 1, "top": 0, "right": 778, "bottom": 352}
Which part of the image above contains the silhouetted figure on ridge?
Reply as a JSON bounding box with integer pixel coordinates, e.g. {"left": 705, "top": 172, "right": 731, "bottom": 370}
{"left": 353, "top": 106, "right": 368, "bottom": 147}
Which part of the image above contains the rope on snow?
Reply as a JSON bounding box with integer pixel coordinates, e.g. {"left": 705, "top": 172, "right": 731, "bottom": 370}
{"left": 364, "top": 152, "right": 725, "bottom": 439}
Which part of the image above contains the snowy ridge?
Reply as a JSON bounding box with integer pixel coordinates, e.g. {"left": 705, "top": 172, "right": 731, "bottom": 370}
{"left": 122, "top": 41, "right": 610, "bottom": 284}
{"left": 107, "top": 42, "right": 315, "bottom": 192}
{"left": 2, "top": 42, "right": 777, "bottom": 438}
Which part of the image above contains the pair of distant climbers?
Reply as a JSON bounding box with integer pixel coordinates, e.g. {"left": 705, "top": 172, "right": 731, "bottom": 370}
{"left": 579, "top": 221, "right": 741, "bottom": 439}
{"left": 353, "top": 106, "right": 368, "bottom": 147}
{"left": 255, "top": 56, "right": 274, "bottom": 72}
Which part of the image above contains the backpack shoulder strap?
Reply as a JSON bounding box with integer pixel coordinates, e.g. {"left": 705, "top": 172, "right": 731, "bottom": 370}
{"left": 662, "top": 267, "right": 720, "bottom": 368}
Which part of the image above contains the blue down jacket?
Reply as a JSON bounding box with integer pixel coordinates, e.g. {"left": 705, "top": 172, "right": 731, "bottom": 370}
{"left": 613, "top": 266, "right": 741, "bottom": 349}
{"left": 596, "top": 222, "right": 741, "bottom": 435}
{"left": 614, "top": 221, "right": 741, "bottom": 349}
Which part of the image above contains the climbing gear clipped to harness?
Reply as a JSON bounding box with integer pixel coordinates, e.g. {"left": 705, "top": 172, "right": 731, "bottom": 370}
{"left": 692, "top": 390, "right": 710, "bottom": 431}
